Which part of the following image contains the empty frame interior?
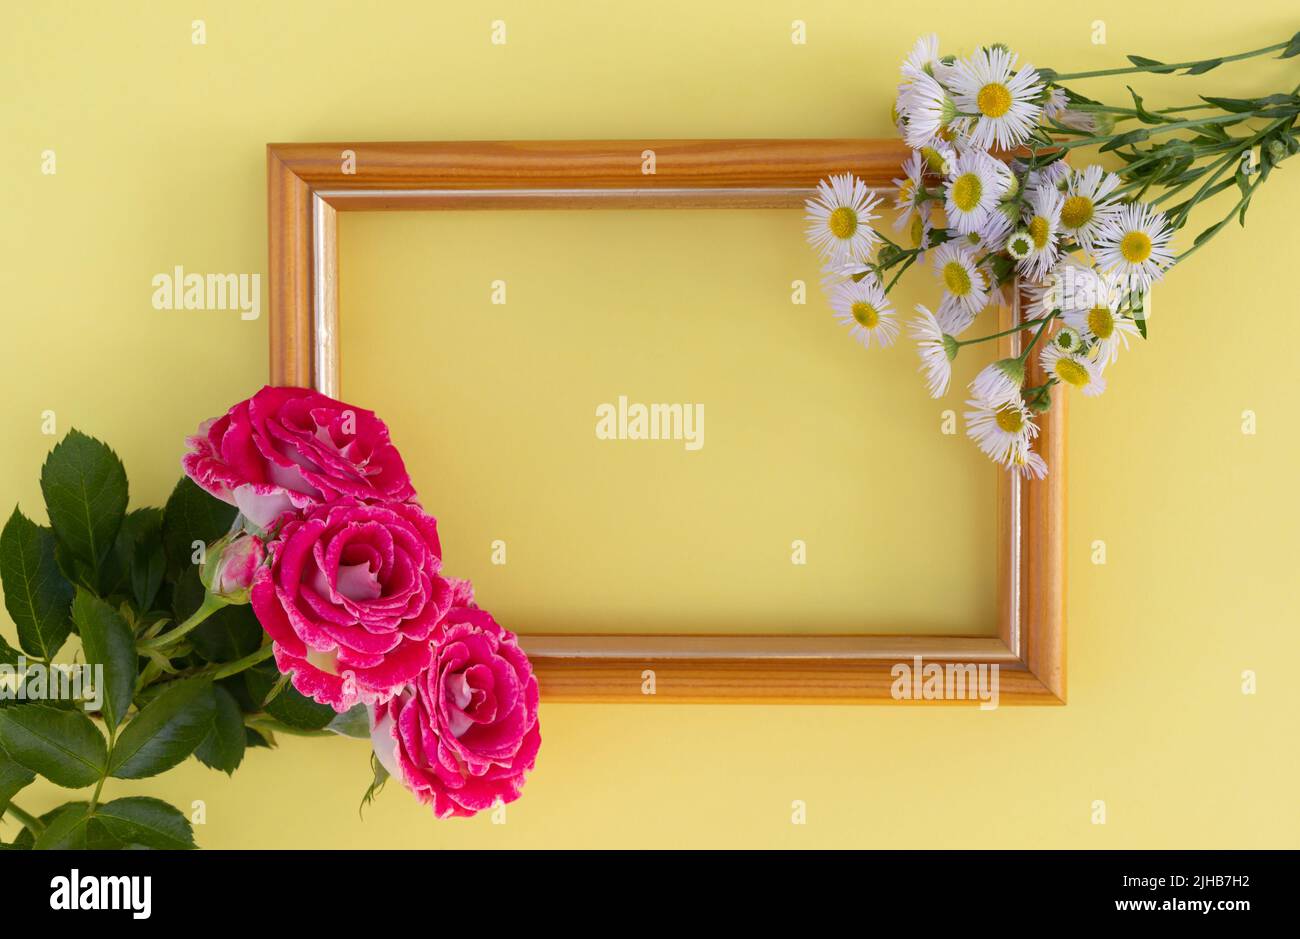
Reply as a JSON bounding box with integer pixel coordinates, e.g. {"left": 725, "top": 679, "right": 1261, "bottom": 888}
{"left": 338, "top": 208, "right": 1001, "bottom": 636}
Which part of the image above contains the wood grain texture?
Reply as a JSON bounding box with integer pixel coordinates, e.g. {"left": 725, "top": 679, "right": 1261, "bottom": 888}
{"left": 266, "top": 138, "right": 1067, "bottom": 704}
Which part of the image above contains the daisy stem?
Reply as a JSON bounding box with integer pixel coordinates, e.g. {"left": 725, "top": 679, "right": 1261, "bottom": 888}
{"left": 1017, "top": 314, "right": 1057, "bottom": 364}
{"left": 1054, "top": 111, "right": 1266, "bottom": 152}
{"left": 882, "top": 254, "right": 916, "bottom": 294}
{"left": 955, "top": 312, "right": 1058, "bottom": 347}
{"left": 1046, "top": 39, "right": 1291, "bottom": 82}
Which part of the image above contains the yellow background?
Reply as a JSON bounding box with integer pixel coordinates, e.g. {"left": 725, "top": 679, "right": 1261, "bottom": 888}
{"left": 2, "top": 1, "right": 1297, "bottom": 847}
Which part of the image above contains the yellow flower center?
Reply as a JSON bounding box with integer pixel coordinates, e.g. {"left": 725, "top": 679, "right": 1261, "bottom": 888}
{"left": 1120, "top": 231, "right": 1152, "bottom": 263}
{"left": 1087, "top": 306, "right": 1115, "bottom": 340}
{"left": 1060, "top": 195, "right": 1094, "bottom": 230}
{"left": 951, "top": 173, "right": 983, "bottom": 213}
{"left": 851, "top": 301, "right": 880, "bottom": 329}
{"left": 995, "top": 404, "right": 1025, "bottom": 434}
{"left": 908, "top": 213, "right": 926, "bottom": 248}
{"left": 976, "top": 82, "right": 1013, "bottom": 118}
{"left": 899, "top": 179, "right": 916, "bottom": 205}
{"left": 1028, "top": 215, "right": 1050, "bottom": 250}
{"left": 1053, "top": 357, "right": 1091, "bottom": 387}
{"left": 943, "top": 261, "right": 972, "bottom": 296}
{"left": 828, "top": 206, "right": 858, "bottom": 240}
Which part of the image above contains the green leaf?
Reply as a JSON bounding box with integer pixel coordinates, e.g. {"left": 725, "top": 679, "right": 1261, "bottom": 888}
{"left": 1185, "top": 57, "right": 1222, "bottom": 75}
{"left": 1126, "top": 86, "right": 1162, "bottom": 124}
{"left": 38, "top": 430, "right": 129, "bottom": 579}
{"left": 1100, "top": 128, "right": 1150, "bottom": 153}
{"left": 1126, "top": 54, "right": 1178, "bottom": 75}
{"left": 194, "top": 686, "right": 246, "bottom": 774}
{"left": 191, "top": 606, "right": 264, "bottom": 664}
{"left": 0, "top": 704, "right": 107, "bottom": 788}
{"left": 71, "top": 588, "right": 137, "bottom": 728}
{"left": 0, "top": 635, "right": 17, "bottom": 668}
{"left": 108, "top": 678, "right": 215, "bottom": 779}
{"left": 0, "top": 508, "right": 74, "bottom": 660}
{"left": 161, "top": 477, "right": 237, "bottom": 581}
{"left": 1280, "top": 31, "right": 1300, "bottom": 59}
{"left": 95, "top": 796, "right": 196, "bottom": 849}
{"left": 112, "top": 508, "right": 165, "bottom": 612}
{"left": 0, "top": 751, "right": 36, "bottom": 815}
{"left": 245, "top": 664, "right": 335, "bottom": 731}
{"left": 327, "top": 703, "right": 370, "bottom": 739}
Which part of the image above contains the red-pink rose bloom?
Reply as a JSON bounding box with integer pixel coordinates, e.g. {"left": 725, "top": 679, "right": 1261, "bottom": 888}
{"left": 251, "top": 500, "right": 453, "bottom": 710}
{"left": 183, "top": 386, "right": 416, "bottom": 528}
{"left": 371, "top": 593, "right": 541, "bottom": 819}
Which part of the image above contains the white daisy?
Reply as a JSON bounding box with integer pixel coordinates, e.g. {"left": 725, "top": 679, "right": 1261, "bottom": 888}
{"left": 933, "top": 241, "right": 990, "bottom": 315}
{"left": 892, "top": 151, "right": 929, "bottom": 230}
{"left": 1059, "top": 164, "right": 1122, "bottom": 251}
{"left": 1062, "top": 300, "right": 1139, "bottom": 367}
{"left": 917, "top": 142, "right": 957, "bottom": 176}
{"left": 1006, "top": 230, "right": 1034, "bottom": 261}
{"left": 1040, "top": 343, "right": 1107, "bottom": 396}
{"left": 1050, "top": 325, "right": 1085, "bottom": 355}
{"left": 936, "top": 293, "right": 976, "bottom": 336}
{"left": 972, "top": 205, "right": 1014, "bottom": 254}
{"left": 1018, "top": 185, "right": 1064, "bottom": 281}
{"left": 944, "top": 149, "right": 1006, "bottom": 235}
{"left": 948, "top": 46, "right": 1045, "bottom": 151}
{"left": 1024, "top": 159, "right": 1071, "bottom": 192}
{"left": 909, "top": 304, "right": 959, "bottom": 397}
{"left": 964, "top": 397, "right": 1043, "bottom": 473}
{"left": 1024, "top": 257, "right": 1115, "bottom": 320}
{"left": 805, "top": 173, "right": 883, "bottom": 267}
{"left": 818, "top": 259, "right": 874, "bottom": 295}
{"left": 901, "top": 72, "right": 959, "bottom": 149}
{"left": 829, "top": 277, "right": 899, "bottom": 349}
{"left": 1041, "top": 87, "right": 1069, "bottom": 121}
{"left": 970, "top": 357, "right": 1026, "bottom": 407}
{"left": 901, "top": 33, "right": 944, "bottom": 80}
{"left": 1094, "top": 202, "right": 1175, "bottom": 292}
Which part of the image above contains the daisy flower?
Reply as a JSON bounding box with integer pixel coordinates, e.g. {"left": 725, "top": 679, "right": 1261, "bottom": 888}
{"left": 901, "top": 72, "right": 959, "bottom": 149}
{"left": 1041, "top": 87, "right": 1069, "bottom": 121}
{"left": 829, "top": 277, "right": 899, "bottom": 349}
{"left": 909, "top": 304, "right": 959, "bottom": 397}
{"left": 1018, "top": 185, "right": 1064, "bottom": 281}
{"left": 936, "top": 293, "right": 976, "bottom": 336}
{"left": 970, "top": 358, "right": 1026, "bottom": 408}
{"left": 933, "top": 241, "right": 990, "bottom": 316}
{"left": 964, "top": 397, "right": 1044, "bottom": 474}
{"left": 1059, "top": 164, "right": 1122, "bottom": 251}
{"left": 972, "top": 205, "right": 1014, "bottom": 254}
{"left": 917, "top": 142, "right": 956, "bottom": 176}
{"left": 1094, "top": 202, "right": 1175, "bottom": 292}
{"left": 1023, "top": 257, "right": 1114, "bottom": 320}
{"left": 948, "top": 46, "right": 1045, "bottom": 151}
{"left": 944, "top": 149, "right": 1006, "bottom": 235}
{"left": 805, "top": 173, "right": 883, "bottom": 267}
{"left": 818, "top": 259, "right": 874, "bottom": 295}
{"left": 1050, "top": 325, "right": 1085, "bottom": 355}
{"left": 901, "top": 33, "right": 944, "bottom": 80}
{"left": 1062, "top": 299, "right": 1140, "bottom": 367}
{"left": 1006, "top": 230, "right": 1035, "bottom": 262}
{"left": 892, "top": 151, "right": 929, "bottom": 230}
{"left": 1040, "top": 343, "right": 1107, "bottom": 397}
{"left": 1025, "top": 159, "right": 1071, "bottom": 192}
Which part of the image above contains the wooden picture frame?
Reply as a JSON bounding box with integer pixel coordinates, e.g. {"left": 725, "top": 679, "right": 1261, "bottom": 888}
{"left": 267, "top": 139, "right": 1066, "bottom": 705}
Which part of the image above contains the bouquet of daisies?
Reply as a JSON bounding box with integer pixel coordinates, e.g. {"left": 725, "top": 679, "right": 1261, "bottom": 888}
{"left": 806, "top": 31, "right": 1300, "bottom": 477}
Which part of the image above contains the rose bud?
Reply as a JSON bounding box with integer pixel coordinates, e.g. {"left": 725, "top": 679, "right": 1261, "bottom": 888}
{"left": 202, "top": 533, "right": 266, "bottom": 603}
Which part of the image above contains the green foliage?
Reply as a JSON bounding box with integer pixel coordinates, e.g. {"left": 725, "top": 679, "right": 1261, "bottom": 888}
{"left": 0, "top": 429, "right": 314, "bottom": 850}
{"left": 1, "top": 508, "right": 74, "bottom": 660}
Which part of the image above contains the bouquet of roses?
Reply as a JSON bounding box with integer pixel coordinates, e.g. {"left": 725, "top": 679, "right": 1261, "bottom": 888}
{"left": 806, "top": 31, "right": 1299, "bottom": 476}
{"left": 0, "top": 387, "right": 539, "bottom": 849}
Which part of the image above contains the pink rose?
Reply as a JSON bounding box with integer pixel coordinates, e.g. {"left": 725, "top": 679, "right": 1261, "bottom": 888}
{"left": 183, "top": 386, "right": 415, "bottom": 528}
{"left": 371, "top": 600, "right": 541, "bottom": 819}
{"left": 251, "top": 500, "right": 453, "bottom": 710}
{"left": 205, "top": 533, "right": 265, "bottom": 600}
